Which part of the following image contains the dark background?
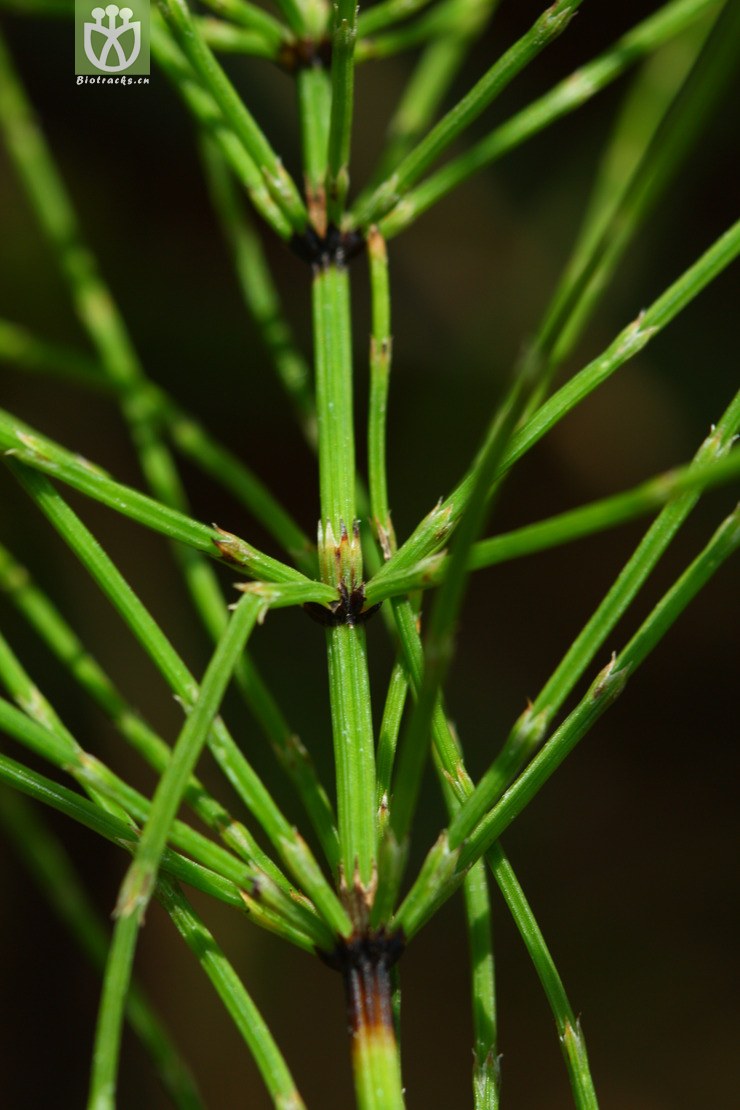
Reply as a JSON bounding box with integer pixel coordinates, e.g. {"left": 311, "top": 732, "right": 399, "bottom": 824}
{"left": 0, "top": 1, "right": 738, "bottom": 1106}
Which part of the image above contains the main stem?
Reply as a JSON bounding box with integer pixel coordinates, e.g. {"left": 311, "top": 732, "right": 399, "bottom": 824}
{"left": 323, "top": 933, "right": 405, "bottom": 1110}
{"left": 312, "top": 260, "right": 377, "bottom": 894}
{"left": 313, "top": 257, "right": 406, "bottom": 1108}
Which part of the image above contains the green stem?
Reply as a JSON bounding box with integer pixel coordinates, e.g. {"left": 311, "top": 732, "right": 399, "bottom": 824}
{"left": 195, "top": 18, "right": 281, "bottom": 58}
{"left": 0, "top": 38, "right": 337, "bottom": 863}
{"left": 487, "top": 843, "right": 597, "bottom": 1109}
{"left": 341, "top": 947, "right": 405, "bottom": 1110}
{"left": 198, "top": 0, "right": 289, "bottom": 42}
{"left": 379, "top": 0, "right": 720, "bottom": 237}
{"left": 88, "top": 593, "right": 263, "bottom": 1109}
{"left": 10, "top": 466, "right": 352, "bottom": 936}
{"left": 364, "top": 444, "right": 740, "bottom": 605}
{"left": 200, "top": 140, "right": 318, "bottom": 444}
{"left": 357, "top": 0, "right": 434, "bottom": 36}
{"left": 312, "top": 263, "right": 378, "bottom": 891}
{"left": 449, "top": 392, "right": 740, "bottom": 843}
{"left": 369, "top": 218, "right": 740, "bottom": 590}
{"left": 326, "top": 0, "right": 358, "bottom": 226}
{"left": 157, "top": 878, "right": 307, "bottom": 1110}
{"left": 0, "top": 752, "right": 248, "bottom": 909}
{"left": 0, "top": 410, "right": 323, "bottom": 589}
{"left": 375, "top": 661, "right": 408, "bottom": 826}
{"left": 151, "top": 24, "right": 293, "bottom": 238}
{"left": 0, "top": 790, "right": 205, "bottom": 1109}
{"left": 367, "top": 227, "right": 394, "bottom": 551}
{"left": 0, "top": 634, "right": 334, "bottom": 951}
{"left": 395, "top": 501, "right": 740, "bottom": 938}
{"left": 314, "top": 265, "right": 356, "bottom": 532}
{"left": 389, "top": 380, "right": 527, "bottom": 848}
{"left": 297, "top": 64, "right": 332, "bottom": 236}
{"left": 359, "top": 0, "right": 499, "bottom": 196}
{"left": 351, "top": 0, "right": 583, "bottom": 228}
{"left": 326, "top": 620, "right": 377, "bottom": 891}
{"left": 530, "top": 0, "right": 740, "bottom": 400}
{"left": 156, "top": 0, "right": 307, "bottom": 232}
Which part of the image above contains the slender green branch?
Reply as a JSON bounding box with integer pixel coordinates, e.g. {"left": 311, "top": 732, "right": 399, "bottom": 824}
{"left": 503, "top": 217, "right": 740, "bottom": 474}
{"left": 0, "top": 411, "right": 324, "bottom": 590}
{"left": 351, "top": 0, "right": 584, "bottom": 228}
{"left": 464, "top": 856, "right": 499, "bottom": 1110}
{"left": 0, "top": 752, "right": 246, "bottom": 908}
{"left": 165, "top": 405, "right": 316, "bottom": 573}
{"left": 0, "top": 684, "right": 330, "bottom": 949}
{"left": 200, "top": 141, "right": 318, "bottom": 445}
{"left": 379, "top": 0, "right": 720, "bottom": 236}
{"left": 367, "top": 227, "right": 395, "bottom": 551}
{"left": 488, "top": 843, "right": 597, "bottom": 1109}
{"left": 0, "top": 321, "right": 314, "bottom": 567}
{"left": 88, "top": 592, "right": 263, "bottom": 1110}
{"left": 529, "top": 0, "right": 740, "bottom": 402}
{"left": 198, "top": 0, "right": 289, "bottom": 42}
{"left": 0, "top": 35, "right": 336, "bottom": 862}
{"left": 297, "top": 65, "right": 332, "bottom": 236}
{"left": 438, "top": 771, "right": 498, "bottom": 1109}
{"left": 374, "top": 368, "right": 530, "bottom": 925}
{"left": 459, "top": 503, "right": 740, "bottom": 871}
{"left": 389, "top": 378, "right": 528, "bottom": 849}
{"left": 114, "top": 593, "right": 262, "bottom": 917}
{"left": 157, "top": 878, "right": 307, "bottom": 1110}
{"left": 369, "top": 218, "right": 740, "bottom": 590}
{"left": 357, "top": 0, "right": 433, "bottom": 37}
{"left": 9, "top": 466, "right": 352, "bottom": 936}
{"left": 369, "top": 592, "right": 470, "bottom": 930}
{"left": 0, "top": 631, "right": 127, "bottom": 824}
{"left": 450, "top": 390, "right": 740, "bottom": 842}
{"left": 151, "top": 24, "right": 293, "bottom": 238}
{"left": 364, "top": 444, "right": 740, "bottom": 605}
{"left": 88, "top": 911, "right": 139, "bottom": 1110}
{"left": 358, "top": 0, "right": 499, "bottom": 197}
{"left": 356, "top": 0, "right": 480, "bottom": 63}
{"left": 0, "top": 790, "right": 205, "bottom": 1109}
{"left": 156, "top": 0, "right": 307, "bottom": 232}
{"left": 0, "top": 318, "right": 107, "bottom": 389}
{"left": 375, "top": 617, "right": 507, "bottom": 1109}
{"left": 196, "top": 17, "right": 281, "bottom": 59}
{"left": 326, "top": 0, "right": 359, "bottom": 226}
{"left": 395, "top": 502, "right": 740, "bottom": 936}
{"left": 375, "top": 661, "right": 408, "bottom": 828}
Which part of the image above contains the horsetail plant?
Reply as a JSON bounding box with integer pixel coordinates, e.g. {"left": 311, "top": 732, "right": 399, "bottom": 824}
{"left": 0, "top": 0, "right": 738, "bottom": 1105}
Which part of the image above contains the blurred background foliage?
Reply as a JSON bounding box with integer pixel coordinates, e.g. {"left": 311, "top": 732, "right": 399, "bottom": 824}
{"left": 0, "top": 1, "right": 738, "bottom": 1106}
